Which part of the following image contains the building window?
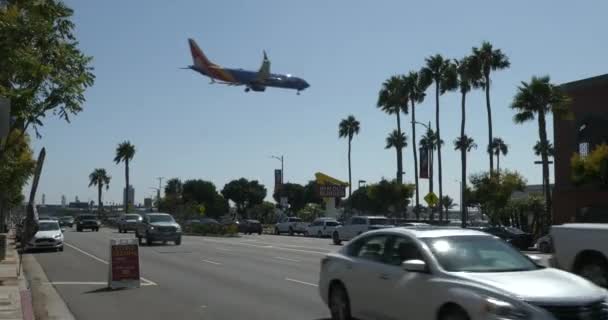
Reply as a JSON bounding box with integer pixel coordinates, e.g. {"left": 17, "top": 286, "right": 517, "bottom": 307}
{"left": 579, "top": 142, "right": 590, "bottom": 158}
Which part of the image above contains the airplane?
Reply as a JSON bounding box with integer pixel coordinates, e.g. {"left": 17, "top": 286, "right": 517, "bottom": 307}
{"left": 185, "top": 38, "right": 310, "bottom": 94}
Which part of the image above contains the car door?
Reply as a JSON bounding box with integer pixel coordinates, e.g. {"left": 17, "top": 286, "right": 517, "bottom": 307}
{"left": 346, "top": 218, "right": 363, "bottom": 239}
{"left": 378, "top": 235, "right": 435, "bottom": 320}
{"left": 342, "top": 234, "right": 392, "bottom": 319}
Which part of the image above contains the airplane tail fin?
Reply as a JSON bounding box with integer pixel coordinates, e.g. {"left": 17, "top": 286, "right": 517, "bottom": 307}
{"left": 188, "top": 38, "right": 218, "bottom": 71}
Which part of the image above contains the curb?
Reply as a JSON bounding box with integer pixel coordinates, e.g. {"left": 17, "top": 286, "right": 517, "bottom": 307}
{"left": 22, "top": 255, "right": 75, "bottom": 320}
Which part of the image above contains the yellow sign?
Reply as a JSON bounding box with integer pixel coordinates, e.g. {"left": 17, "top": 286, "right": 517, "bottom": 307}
{"left": 424, "top": 192, "right": 439, "bottom": 207}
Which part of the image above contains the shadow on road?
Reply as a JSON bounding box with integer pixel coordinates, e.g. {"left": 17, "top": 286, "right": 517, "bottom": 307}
{"left": 84, "top": 287, "right": 128, "bottom": 294}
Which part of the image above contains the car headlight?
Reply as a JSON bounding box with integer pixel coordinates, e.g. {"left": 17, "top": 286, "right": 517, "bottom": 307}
{"left": 149, "top": 226, "right": 155, "bottom": 230}
{"left": 54, "top": 234, "right": 62, "bottom": 239}
{"left": 484, "top": 298, "right": 529, "bottom": 320}
{"left": 175, "top": 226, "right": 181, "bottom": 232}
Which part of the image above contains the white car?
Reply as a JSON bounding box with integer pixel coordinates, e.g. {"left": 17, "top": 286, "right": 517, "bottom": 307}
{"left": 275, "top": 216, "right": 308, "bottom": 235}
{"left": 332, "top": 216, "right": 393, "bottom": 245}
{"left": 26, "top": 220, "right": 64, "bottom": 252}
{"left": 319, "top": 227, "right": 608, "bottom": 320}
{"left": 306, "top": 218, "right": 341, "bottom": 238}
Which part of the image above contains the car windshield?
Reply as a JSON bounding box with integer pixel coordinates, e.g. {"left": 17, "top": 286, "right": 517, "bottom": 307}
{"left": 60, "top": 217, "right": 72, "bottom": 221}
{"left": 149, "top": 215, "right": 174, "bottom": 223}
{"left": 505, "top": 227, "right": 525, "bottom": 234}
{"left": 289, "top": 218, "right": 302, "bottom": 222}
{"left": 80, "top": 215, "right": 96, "bottom": 220}
{"left": 369, "top": 218, "right": 388, "bottom": 225}
{"left": 38, "top": 222, "right": 60, "bottom": 231}
{"left": 125, "top": 214, "right": 140, "bottom": 220}
{"left": 325, "top": 221, "right": 339, "bottom": 226}
{"left": 423, "top": 236, "right": 539, "bottom": 273}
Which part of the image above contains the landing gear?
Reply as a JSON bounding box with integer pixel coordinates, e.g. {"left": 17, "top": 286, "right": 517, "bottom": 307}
{"left": 297, "top": 90, "right": 301, "bottom": 95}
{"left": 245, "top": 87, "right": 251, "bottom": 92}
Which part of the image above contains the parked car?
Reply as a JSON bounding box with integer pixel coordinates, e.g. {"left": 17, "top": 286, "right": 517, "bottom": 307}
{"left": 331, "top": 216, "right": 393, "bottom": 245}
{"left": 118, "top": 213, "right": 142, "bottom": 233}
{"left": 306, "top": 218, "right": 341, "bottom": 238}
{"left": 75, "top": 214, "right": 100, "bottom": 232}
{"left": 473, "top": 225, "right": 534, "bottom": 250}
{"left": 58, "top": 216, "right": 74, "bottom": 228}
{"left": 238, "top": 219, "right": 262, "bottom": 235}
{"left": 135, "top": 213, "right": 182, "bottom": 245}
{"left": 319, "top": 227, "right": 608, "bottom": 320}
{"left": 275, "top": 216, "right": 308, "bottom": 236}
{"left": 551, "top": 223, "right": 608, "bottom": 288}
{"left": 25, "top": 220, "right": 64, "bottom": 252}
{"left": 535, "top": 234, "right": 553, "bottom": 253}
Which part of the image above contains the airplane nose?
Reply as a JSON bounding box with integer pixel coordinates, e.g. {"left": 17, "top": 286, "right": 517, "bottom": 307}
{"left": 301, "top": 80, "right": 310, "bottom": 89}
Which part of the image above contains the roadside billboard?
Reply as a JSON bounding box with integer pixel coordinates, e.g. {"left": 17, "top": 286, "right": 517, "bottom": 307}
{"left": 318, "top": 185, "right": 346, "bottom": 198}
{"left": 108, "top": 238, "right": 140, "bottom": 289}
{"left": 274, "top": 169, "right": 282, "bottom": 191}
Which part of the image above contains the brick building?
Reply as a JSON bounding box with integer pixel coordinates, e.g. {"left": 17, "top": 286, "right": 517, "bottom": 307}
{"left": 553, "top": 74, "right": 608, "bottom": 224}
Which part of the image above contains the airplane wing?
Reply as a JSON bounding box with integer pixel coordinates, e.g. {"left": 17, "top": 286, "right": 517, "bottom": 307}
{"left": 255, "top": 51, "right": 271, "bottom": 82}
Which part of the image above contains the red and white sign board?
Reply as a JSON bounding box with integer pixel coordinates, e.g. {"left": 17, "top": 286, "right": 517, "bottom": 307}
{"left": 108, "top": 238, "right": 140, "bottom": 289}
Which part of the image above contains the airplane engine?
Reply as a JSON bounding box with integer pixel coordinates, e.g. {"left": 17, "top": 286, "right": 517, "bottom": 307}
{"left": 249, "top": 84, "right": 266, "bottom": 92}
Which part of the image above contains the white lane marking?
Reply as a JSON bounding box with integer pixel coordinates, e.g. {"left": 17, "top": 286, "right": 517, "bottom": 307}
{"left": 215, "top": 247, "right": 232, "bottom": 251}
{"left": 275, "top": 256, "right": 301, "bottom": 263}
{"left": 202, "top": 259, "right": 221, "bottom": 265}
{"left": 64, "top": 242, "right": 157, "bottom": 286}
{"left": 285, "top": 278, "right": 318, "bottom": 287}
{"left": 196, "top": 238, "right": 327, "bottom": 255}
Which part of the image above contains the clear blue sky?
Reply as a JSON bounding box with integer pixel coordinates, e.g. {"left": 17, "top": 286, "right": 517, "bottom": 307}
{"left": 32, "top": 0, "right": 608, "bottom": 206}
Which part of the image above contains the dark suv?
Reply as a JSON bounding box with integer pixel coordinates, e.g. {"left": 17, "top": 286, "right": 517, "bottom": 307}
{"left": 76, "top": 214, "right": 100, "bottom": 232}
{"left": 135, "top": 213, "right": 182, "bottom": 245}
{"left": 238, "top": 219, "right": 262, "bottom": 235}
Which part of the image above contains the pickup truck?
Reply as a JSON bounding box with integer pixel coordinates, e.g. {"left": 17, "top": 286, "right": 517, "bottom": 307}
{"left": 275, "top": 217, "right": 307, "bottom": 236}
{"left": 551, "top": 223, "right": 608, "bottom": 288}
{"left": 332, "top": 216, "right": 393, "bottom": 245}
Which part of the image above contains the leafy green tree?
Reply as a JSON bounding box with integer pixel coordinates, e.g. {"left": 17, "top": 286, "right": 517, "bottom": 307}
{"left": 377, "top": 76, "right": 408, "bottom": 183}
{"left": 297, "top": 203, "right": 324, "bottom": 222}
{"left": 221, "top": 178, "right": 267, "bottom": 217}
{"left": 571, "top": 144, "right": 608, "bottom": 186}
{"left": 273, "top": 183, "right": 306, "bottom": 212}
{"left": 534, "top": 140, "right": 555, "bottom": 157}
{"left": 88, "top": 168, "right": 111, "bottom": 214}
{"left": 113, "top": 141, "right": 136, "bottom": 212}
{"left": 489, "top": 137, "right": 508, "bottom": 173}
{"left": 469, "top": 170, "right": 526, "bottom": 224}
{"left": 0, "top": 0, "right": 94, "bottom": 156}
{"left": 0, "top": 131, "right": 35, "bottom": 226}
{"left": 182, "top": 179, "right": 228, "bottom": 218}
{"left": 454, "top": 135, "right": 477, "bottom": 226}
{"left": 248, "top": 201, "right": 277, "bottom": 224}
{"left": 420, "top": 54, "right": 458, "bottom": 221}
{"left": 511, "top": 75, "right": 570, "bottom": 225}
{"left": 303, "top": 181, "right": 323, "bottom": 205}
{"left": 338, "top": 115, "right": 361, "bottom": 198}
{"left": 385, "top": 130, "right": 407, "bottom": 173}
{"left": 164, "top": 178, "right": 183, "bottom": 197}
{"left": 472, "top": 42, "right": 510, "bottom": 173}
{"left": 403, "top": 71, "right": 428, "bottom": 214}
{"left": 367, "top": 179, "right": 414, "bottom": 217}
{"left": 348, "top": 186, "right": 381, "bottom": 214}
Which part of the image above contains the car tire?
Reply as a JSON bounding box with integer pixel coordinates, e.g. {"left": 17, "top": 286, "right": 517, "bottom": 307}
{"left": 275, "top": 228, "right": 280, "bottom": 235}
{"left": 539, "top": 242, "right": 551, "bottom": 253}
{"left": 137, "top": 236, "right": 143, "bottom": 245}
{"left": 317, "top": 231, "right": 323, "bottom": 238}
{"left": 332, "top": 232, "right": 341, "bottom": 245}
{"left": 146, "top": 237, "right": 152, "bottom": 246}
{"left": 77, "top": 227, "right": 82, "bottom": 232}
{"left": 58, "top": 246, "right": 64, "bottom": 252}
{"left": 175, "top": 237, "right": 181, "bottom": 245}
{"left": 575, "top": 255, "right": 608, "bottom": 288}
{"left": 439, "top": 304, "right": 470, "bottom": 320}
{"left": 329, "top": 283, "right": 351, "bottom": 320}
{"left": 288, "top": 227, "right": 294, "bottom": 236}
{"left": 258, "top": 231, "right": 262, "bottom": 235}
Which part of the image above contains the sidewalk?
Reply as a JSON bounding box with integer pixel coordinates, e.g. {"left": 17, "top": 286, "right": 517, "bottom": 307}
{"left": 0, "top": 232, "right": 34, "bottom": 320}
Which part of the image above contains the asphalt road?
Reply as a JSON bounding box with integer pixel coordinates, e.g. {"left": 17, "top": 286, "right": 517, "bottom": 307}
{"left": 31, "top": 229, "right": 337, "bottom": 320}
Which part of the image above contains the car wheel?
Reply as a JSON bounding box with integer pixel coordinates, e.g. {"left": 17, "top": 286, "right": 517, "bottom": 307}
{"left": 77, "top": 227, "right": 82, "bottom": 232}
{"left": 58, "top": 246, "right": 64, "bottom": 252}
{"left": 439, "top": 304, "right": 470, "bottom": 320}
{"left": 137, "top": 236, "right": 143, "bottom": 245}
{"left": 258, "top": 231, "right": 262, "bottom": 235}
{"left": 329, "top": 283, "right": 351, "bottom": 320}
{"left": 162, "top": 240, "right": 167, "bottom": 245}
{"left": 539, "top": 241, "right": 551, "bottom": 253}
{"left": 146, "top": 237, "right": 153, "bottom": 246}
{"left": 575, "top": 255, "right": 608, "bottom": 288}
{"left": 288, "top": 227, "right": 294, "bottom": 236}
{"left": 275, "top": 228, "right": 280, "bottom": 235}
{"left": 332, "top": 232, "right": 341, "bottom": 245}
{"left": 317, "top": 231, "right": 323, "bottom": 238}
{"left": 175, "top": 237, "right": 181, "bottom": 245}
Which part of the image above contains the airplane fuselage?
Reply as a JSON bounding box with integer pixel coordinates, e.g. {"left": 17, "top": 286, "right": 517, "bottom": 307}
{"left": 191, "top": 65, "right": 309, "bottom": 92}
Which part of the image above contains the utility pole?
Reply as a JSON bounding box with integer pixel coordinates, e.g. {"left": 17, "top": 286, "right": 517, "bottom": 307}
{"left": 156, "top": 177, "right": 164, "bottom": 211}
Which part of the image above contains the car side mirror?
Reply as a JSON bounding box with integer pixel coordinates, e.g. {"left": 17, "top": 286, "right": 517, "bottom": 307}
{"left": 527, "top": 255, "right": 546, "bottom": 266}
{"left": 402, "top": 259, "right": 427, "bottom": 273}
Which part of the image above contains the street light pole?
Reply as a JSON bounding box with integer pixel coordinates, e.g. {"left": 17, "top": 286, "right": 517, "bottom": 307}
{"left": 271, "top": 155, "right": 284, "bottom": 184}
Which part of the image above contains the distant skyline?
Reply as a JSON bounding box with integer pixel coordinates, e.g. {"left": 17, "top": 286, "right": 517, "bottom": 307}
{"left": 29, "top": 0, "right": 607, "bottom": 208}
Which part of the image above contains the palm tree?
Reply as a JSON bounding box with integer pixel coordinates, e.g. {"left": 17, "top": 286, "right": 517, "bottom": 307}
{"left": 534, "top": 140, "right": 555, "bottom": 157}
{"left": 385, "top": 130, "right": 407, "bottom": 174}
{"left": 377, "top": 76, "right": 408, "bottom": 183}
{"left": 420, "top": 128, "right": 439, "bottom": 219}
{"left": 440, "top": 195, "right": 456, "bottom": 213}
{"left": 489, "top": 137, "right": 509, "bottom": 173}
{"left": 88, "top": 168, "right": 111, "bottom": 215}
{"left": 420, "top": 54, "right": 457, "bottom": 221}
{"left": 403, "top": 71, "right": 428, "bottom": 218}
{"left": 165, "top": 178, "right": 183, "bottom": 197}
{"left": 339, "top": 115, "right": 361, "bottom": 198}
{"left": 114, "top": 141, "right": 136, "bottom": 213}
{"left": 454, "top": 135, "right": 477, "bottom": 227}
{"left": 473, "top": 41, "right": 510, "bottom": 174}
{"left": 511, "top": 75, "right": 570, "bottom": 228}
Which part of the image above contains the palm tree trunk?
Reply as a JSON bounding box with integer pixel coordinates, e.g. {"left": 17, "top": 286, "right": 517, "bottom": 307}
{"left": 460, "top": 91, "right": 467, "bottom": 228}
{"left": 98, "top": 184, "right": 102, "bottom": 217}
{"left": 435, "top": 82, "right": 444, "bottom": 221}
{"left": 485, "top": 75, "right": 494, "bottom": 174}
{"left": 538, "top": 111, "right": 552, "bottom": 231}
{"left": 429, "top": 148, "right": 434, "bottom": 221}
{"left": 396, "top": 112, "right": 403, "bottom": 184}
{"left": 348, "top": 137, "right": 352, "bottom": 198}
{"left": 496, "top": 153, "right": 500, "bottom": 174}
{"left": 411, "top": 99, "right": 420, "bottom": 219}
{"left": 125, "top": 158, "right": 129, "bottom": 213}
